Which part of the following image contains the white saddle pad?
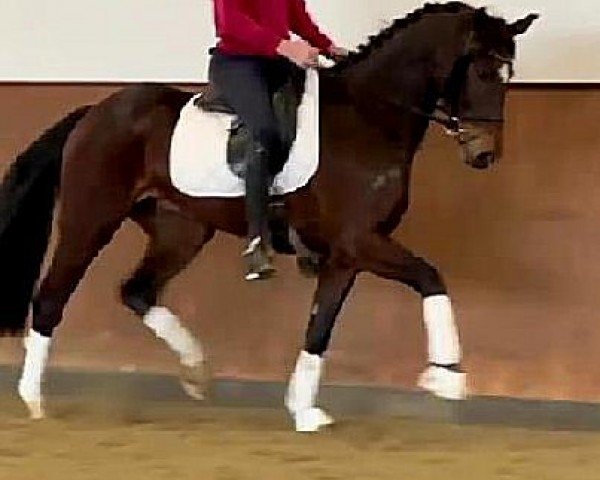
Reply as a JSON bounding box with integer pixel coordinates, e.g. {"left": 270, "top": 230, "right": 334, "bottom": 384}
{"left": 169, "top": 68, "right": 320, "bottom": 198}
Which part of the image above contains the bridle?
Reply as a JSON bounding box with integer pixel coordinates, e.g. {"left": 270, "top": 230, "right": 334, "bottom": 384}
{"left": 412, "top": 104, "right": 465, "bottom": 136}
{"left": 388, "top": 52, "right": 514, "bottom": 137}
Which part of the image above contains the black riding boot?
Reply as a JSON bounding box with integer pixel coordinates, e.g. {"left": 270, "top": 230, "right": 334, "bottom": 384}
{"left": 243, "top": 146, "right": 276, "bottom": 281}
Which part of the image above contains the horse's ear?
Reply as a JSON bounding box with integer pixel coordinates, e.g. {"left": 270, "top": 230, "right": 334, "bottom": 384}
{"left": 472, "top": 7, "right": 488, "bottom": 29}
{"left": 508, "top": 13, "right": 539, "bottom": 36}
{"left": 467, "top": 7, "right": 488, "bottom": 51}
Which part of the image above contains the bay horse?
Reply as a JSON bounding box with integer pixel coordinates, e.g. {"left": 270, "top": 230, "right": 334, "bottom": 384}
{"left": 0, "top": 2, "right": 537, "bottom": 432}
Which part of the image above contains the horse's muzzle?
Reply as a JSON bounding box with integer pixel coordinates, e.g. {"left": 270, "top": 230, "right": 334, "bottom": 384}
{"left": 458, "top": 122, "right": 503, "bottom": 170}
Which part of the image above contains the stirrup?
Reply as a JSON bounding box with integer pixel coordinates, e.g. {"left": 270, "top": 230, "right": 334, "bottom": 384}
{"left": 243, "top": 237, "right": 276, "bottom": 281}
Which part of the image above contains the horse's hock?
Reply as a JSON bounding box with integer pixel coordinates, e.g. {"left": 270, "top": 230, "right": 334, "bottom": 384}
{"left": 0, "top": 83, "right": 599, "bottom": 407}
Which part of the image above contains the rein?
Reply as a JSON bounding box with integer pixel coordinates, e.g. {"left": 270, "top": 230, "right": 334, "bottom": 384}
{"left": 386, "top": 100, "right": 502, "bottom": 137}
{"left": 386, "top": 51, "right": 513, "bottom": 137}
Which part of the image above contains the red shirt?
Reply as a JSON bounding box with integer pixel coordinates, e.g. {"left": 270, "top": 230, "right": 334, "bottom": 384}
{"left": 214, "top": 0, "right": 333, "bottom": 57}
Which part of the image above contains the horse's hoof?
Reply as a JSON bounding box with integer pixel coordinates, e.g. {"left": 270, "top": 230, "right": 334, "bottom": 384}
{"left": 293, "top": 408, "right": 334, "bottom": 433}
{"left": 180, "top": 362, "right": 210, "bottom": 401}
{"left": 18, "top": 383, "right": 46, "bottom": 419}
{"left": 417, "top": 365, "right": 467, "bottom": 401}
{"left": 24, "top": 400, "right": 45, "bottom": 420}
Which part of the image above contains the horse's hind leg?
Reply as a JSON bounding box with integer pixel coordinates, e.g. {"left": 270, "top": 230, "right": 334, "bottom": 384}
{"left": 123, "top": 199, "right": 215, "bottom": 400}
{"left": 18, "top": 180, "right": 131, "bottom": 419}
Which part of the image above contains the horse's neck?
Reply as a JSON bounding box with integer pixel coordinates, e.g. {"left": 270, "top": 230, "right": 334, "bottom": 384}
{"left": 322, "top": 72, "right": 430, "bottom": 166}
{"left": 336, "top": 16, "right": 469, "bottom": 157}
{"left": 319, "top": 80, "right": 422, "bottom": 174}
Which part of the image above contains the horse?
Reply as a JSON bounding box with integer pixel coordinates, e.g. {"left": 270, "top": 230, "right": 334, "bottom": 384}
{"left": 0, "top": 2, "right": 537, "bottom": 432}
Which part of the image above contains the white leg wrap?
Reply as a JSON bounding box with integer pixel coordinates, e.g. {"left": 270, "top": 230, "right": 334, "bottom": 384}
{"left": 423, "top": 295, "right": 461, "bottom": 365}
{"left": 143, "top": 307, "right": 204, "bottom": 367}
{"left": 419, "top": 295, "right": 467, "bottom": 400}
{"left": 286, "top": 350, "right": 322, "bottom": 413}
{"left": 18, "top": 329, "right": 51, "bottom": 419}
{"left": 285, "top": 350, "right": 333, "bottom": 432}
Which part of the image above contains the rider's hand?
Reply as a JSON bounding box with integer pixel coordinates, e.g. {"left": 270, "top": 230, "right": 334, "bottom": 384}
{"left": 277, "top": 39, "right": 320, "bottom": 69}
{"left": 327, "top": 45, "right": 350, "bottom": 62}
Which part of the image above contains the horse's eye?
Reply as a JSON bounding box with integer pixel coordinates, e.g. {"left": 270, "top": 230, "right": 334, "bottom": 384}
{"left": 488, "top": 51, "right": 514, "bottom": 82}
{"left": 498, "top": 63, "right": 511, "bottom": 82}
{"left": 476, "top": 65, "right": 496, "bottom": 82}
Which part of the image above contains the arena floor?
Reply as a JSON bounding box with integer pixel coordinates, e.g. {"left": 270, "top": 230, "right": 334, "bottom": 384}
{"left": 1, "top": 397, "right": 599, "bottom": 480}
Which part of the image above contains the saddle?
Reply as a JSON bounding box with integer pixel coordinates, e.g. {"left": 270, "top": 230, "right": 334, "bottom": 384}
{"left": 194, "top": 69, "right": 306, "bottom": 180}
{"left": 193, "top": 69, "right": 308, "bottom": 257}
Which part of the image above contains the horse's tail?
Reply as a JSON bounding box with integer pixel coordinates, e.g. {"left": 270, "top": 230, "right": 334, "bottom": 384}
{"left": 0, "top": 105, "right": 92, "bottom": 336}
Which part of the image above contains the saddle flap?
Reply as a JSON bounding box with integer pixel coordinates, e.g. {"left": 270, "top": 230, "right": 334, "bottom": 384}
{"left": 225, "top": 71, "right": 307, "bottom": 180}
{"left": 169, "top": 68, "right": 319, "bottom": 200}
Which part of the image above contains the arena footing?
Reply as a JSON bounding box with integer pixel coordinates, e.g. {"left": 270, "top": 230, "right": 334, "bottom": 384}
{"left": 2, "top": 365, "right": 600, "bottom": 431}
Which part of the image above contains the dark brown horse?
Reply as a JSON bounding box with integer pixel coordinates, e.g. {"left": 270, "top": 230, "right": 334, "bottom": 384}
{"left": 0, "top": 3, "right": 537, "bottom": 431}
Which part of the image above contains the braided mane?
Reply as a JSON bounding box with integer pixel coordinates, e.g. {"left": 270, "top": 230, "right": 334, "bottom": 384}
{"left": 330, "top": 2, "right": 478, "bottom": 72}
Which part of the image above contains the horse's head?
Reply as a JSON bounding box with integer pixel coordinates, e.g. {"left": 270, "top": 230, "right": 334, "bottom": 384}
{"left": 335, "top": 3, "right": 539, "bottom": 170}
{"left": 437, "top": 9, "right": 539, "bottom": 169}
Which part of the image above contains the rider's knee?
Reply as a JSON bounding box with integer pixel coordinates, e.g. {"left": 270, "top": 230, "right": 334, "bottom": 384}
{"left": 255, "top": 125, "right": 282, "bottom": 153}
{"left": 253, "top": 126, "right": 286, "bottom": 174}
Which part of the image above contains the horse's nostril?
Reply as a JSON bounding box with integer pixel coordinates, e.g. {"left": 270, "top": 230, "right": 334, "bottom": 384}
{"left": 478, "top": 151, "right": 494, "bottom": 164}
{"left": 470, "top": 151, "right": 494, "bottom": 169}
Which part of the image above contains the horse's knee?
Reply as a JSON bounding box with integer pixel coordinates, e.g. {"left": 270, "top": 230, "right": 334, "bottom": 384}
{"left": 120, "top": 273, "right": 157, "bottom": 316}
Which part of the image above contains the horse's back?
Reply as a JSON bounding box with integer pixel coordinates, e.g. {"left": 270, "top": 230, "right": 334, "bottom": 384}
{"left": 95, "top": 83, "right": 193, "bottom": 129}
{"left": 59, "top": 84, "right": 193, "bottom": 202}
{"left": 65, "top": 83, "right": 192, "bottom": 155}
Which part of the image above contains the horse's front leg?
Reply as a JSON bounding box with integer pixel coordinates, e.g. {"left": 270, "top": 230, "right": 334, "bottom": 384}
{"left": 357, "top": 234, "right": 467, "bottom": 400}
{"left": 285, "top": 264, "right": 356, "bottom": 432}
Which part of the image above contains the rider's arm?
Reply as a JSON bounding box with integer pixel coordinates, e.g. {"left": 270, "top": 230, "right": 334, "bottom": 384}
{"left": 288, "top": 0, "right": 334, "bottom": 53}
{"left": 214, "top": 0, "right": 284, "bottom": 56}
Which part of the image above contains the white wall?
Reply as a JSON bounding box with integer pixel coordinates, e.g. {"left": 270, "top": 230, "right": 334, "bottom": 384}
{"left": 1, "top": 0, "right": 598, "bottom": 83}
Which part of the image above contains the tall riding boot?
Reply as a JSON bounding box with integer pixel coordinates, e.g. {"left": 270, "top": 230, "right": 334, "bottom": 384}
{"left": 243, "top": 146, "right": 276, "bottom": 281}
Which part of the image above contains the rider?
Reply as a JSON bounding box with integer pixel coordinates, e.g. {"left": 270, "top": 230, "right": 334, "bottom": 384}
{"left": 210, "top": 0, "right": 346, "bottom": 281}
